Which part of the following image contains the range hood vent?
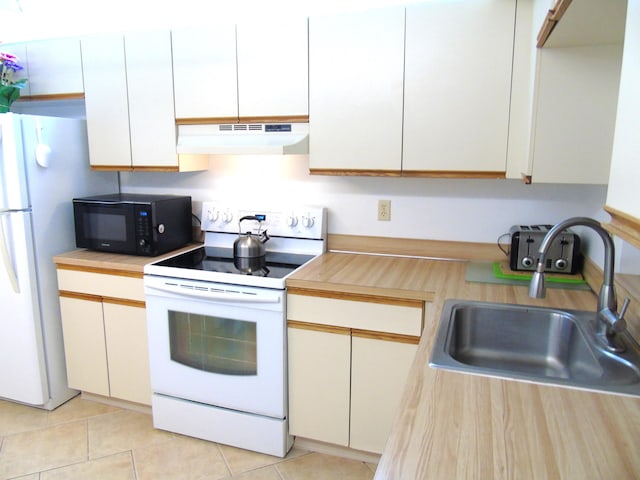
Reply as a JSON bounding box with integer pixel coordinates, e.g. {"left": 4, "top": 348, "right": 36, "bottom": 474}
{"left": 177, "top": 123, "right": 309, "bottom": 155}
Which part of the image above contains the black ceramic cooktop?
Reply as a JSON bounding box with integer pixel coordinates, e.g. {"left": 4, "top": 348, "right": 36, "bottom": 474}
{"left": 153, "top": 246, "right": 315, "bottom": 278}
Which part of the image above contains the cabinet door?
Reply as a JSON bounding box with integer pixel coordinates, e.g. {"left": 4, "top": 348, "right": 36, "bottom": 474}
{"left": 59, "top": 296, "right": 109, "bottom": 396}
{"left": 103, "top": 302, "right": 151, "bottom": 405}
{"left": 125, "top": 30, "right": 177, "bottom": 169}
{"left": 530, "top": 45, "right": 622, "bottom": 184}
{"left": 26, "top": 37, "right": 84, "bottom": 96}
{"left": 605, "top": 0, "right": 640, "bottom": 246}
{"left": 288, "top": 325, "right": 351, "bottom": 446}
{"left": 350, "top": 335, "right": 418, "bottom": 453}
{"left": 403, "top": 0, "right": 515, "bottom": 174}
{"left": 81, "top": 33, "right": 132, "bottom": 168}
{"left": 308, "top": 7, "right": 405, "bottom": 172}
{"left": 172, "top": 25, "right": 238, "bottom": 121}
{"left": 237, "top": 18, "right": 308, "bottom": 119}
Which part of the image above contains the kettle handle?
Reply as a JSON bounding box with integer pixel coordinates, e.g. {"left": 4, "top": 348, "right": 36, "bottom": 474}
{"left": 239, "top": 215, "right": 263, "bottom": 233}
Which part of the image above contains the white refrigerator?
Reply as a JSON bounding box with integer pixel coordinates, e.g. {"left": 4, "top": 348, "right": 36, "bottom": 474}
{"left": 0, "top": 113, "right": 118, "bottom": 410}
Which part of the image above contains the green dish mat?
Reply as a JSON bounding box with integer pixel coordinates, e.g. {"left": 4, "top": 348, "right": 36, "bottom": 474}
{"left": 492, "top": 262, "right": 586, "bottom": 285}
{"left": 465, "top": 262, "right": 591, "bottom": 291}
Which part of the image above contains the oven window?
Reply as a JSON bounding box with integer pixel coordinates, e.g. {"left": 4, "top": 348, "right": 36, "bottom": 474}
{"left": 168, "top": 311, "right": 257, "bottom": 376}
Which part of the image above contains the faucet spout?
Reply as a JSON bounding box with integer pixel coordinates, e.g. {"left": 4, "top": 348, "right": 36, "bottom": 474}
{"left": 528, "top": 217, "right": 630, "bottom": 352}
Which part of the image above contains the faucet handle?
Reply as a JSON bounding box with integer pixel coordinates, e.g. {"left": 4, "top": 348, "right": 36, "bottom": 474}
{"left": 619, "top": 297, "right": 631, "bottom": 321}
{"left": 608, "top": 298, "right": 631, "bottom": 334}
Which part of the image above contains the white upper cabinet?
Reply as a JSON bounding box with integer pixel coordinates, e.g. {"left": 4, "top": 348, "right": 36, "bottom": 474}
{"left": 516, "top": 0, "right": 626, "bottom": 184}
{"left": 81, "top": 33, "right": 132, "bottom": 168}
{"left": 308, "top": 7, "right": 405, "bottom": 173}
{"left": 82, "top": 31, "right": 203, "bottom": 171}
{"left": 236, "top": 18, "right": 308, "bottom": 119}
{"left": 605, "top": 0, "right": 640, "bottom": 247}
{"left": 2, "top": 37, "right": 83, "bottom": 98}
{"left": 172, "top": 18, "right": 308, "bottom": 122}
{"left": 403, "top": 0, "right": 515, "bottom": 175}
{"left": 528, "top": 45, "right": 622, "bottom": 184}
{"left": 172, "top": 25, "right": 238, "bottom": 121}
{"left": 25, "top": 37, "right": 84, "bottom": 96}
{"left": 124, "top": 30, "right": 178, "bottom": 169}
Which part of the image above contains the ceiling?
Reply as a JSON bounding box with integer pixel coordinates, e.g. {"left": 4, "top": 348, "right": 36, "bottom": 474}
{"left": 0, "top": 0, "right": 423, "bottom": 43}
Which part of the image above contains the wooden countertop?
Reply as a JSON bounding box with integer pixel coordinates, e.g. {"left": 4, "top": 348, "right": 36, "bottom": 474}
{"left": 288, "top": 252, "right": 640, "bottom": 479}
{"left": 54, "top": 246, "right": 640, "bottom": 477}
{"left": 52, "top": 244, "right": 200, "bottom": 275}
{"left": 286, "top": 252, "right": 463, "bottom": 302}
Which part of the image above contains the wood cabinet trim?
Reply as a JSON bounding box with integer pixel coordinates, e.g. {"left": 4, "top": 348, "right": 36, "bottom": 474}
{"left": 287, "top": 287, "right": 424, "bottom": 308}
{"left": 537, "top": 0, "right": 572, "bottom": 47}
{"left": 176, "top": 115, "right": 309, "bottom": 125}
{"left": 56, "top": 264, "right": 143, "bottom": 279}
{"left": 16, "top": 93, "right": 85, "bottom": 101}
{"left": 309, "top": 169, "right": 402, "bottom": 177}
{"left": 287, "top": 321, "right": 421, "bottom": 344}
{"left": 351, "top": 329, "right": 421, "bottom": 345}
{"left": 59, "top": 290, "right": 102, "bottom": 303}
{"left": 103, "top": 297, "right": 145, "bottom": 308}
{"left": 59, "top": 290, "right": 145, "bottom": 308}
{"left": 288, "top": 320, "right": 351, "bottom": 335}
{"left": 604, "top": 206, "right": 640, "bottom": 250}
{"left": 401, "top": 170, "right": 506, "bottom": 179}
{"left": 90, "top": 165, "right": 135, "bottom": 172}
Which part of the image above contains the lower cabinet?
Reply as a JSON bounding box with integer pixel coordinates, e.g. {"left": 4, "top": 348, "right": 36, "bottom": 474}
{"left": 56, "top": 268, "right": 151, "bottom": 406}
{"left": 287, "top": 291, "right": 424, "bottom": 454}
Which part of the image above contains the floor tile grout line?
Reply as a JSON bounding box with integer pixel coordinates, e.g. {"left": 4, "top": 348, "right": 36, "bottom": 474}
{"left": 129, "top": 449, "right": 139, "bottom": 480}
{"left": 215, "top": 443, "right": 234, "bottom": 478}
{"left": 31, "top": 450, "right": 136, "bottom": 479}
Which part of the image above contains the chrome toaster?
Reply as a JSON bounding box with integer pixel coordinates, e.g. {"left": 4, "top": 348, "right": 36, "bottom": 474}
{"left": 509, "top": 225, "right": 582, "bottom": 273}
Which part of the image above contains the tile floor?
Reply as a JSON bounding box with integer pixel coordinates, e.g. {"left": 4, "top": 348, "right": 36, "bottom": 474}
{"left": 0, "top": 397, "right": 377, "bottom": 480}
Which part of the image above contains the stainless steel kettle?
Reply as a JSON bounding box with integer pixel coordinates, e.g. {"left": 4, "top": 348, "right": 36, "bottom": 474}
{"left": 233, "top": 216, "right": 270, "bottom": 258}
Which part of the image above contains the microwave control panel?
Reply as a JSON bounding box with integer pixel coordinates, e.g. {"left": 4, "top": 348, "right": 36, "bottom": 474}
{"left": 135, "top": 206, "right": 154, "bottom": 253}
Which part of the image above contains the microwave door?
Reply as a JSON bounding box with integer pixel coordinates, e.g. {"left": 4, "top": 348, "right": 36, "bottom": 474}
{"left": 75, "top": 203, "right": 136, "bottom": 254}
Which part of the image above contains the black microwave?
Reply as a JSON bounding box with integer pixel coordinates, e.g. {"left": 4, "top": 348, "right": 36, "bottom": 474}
{"left": 73, "top": 193, "right": 192, "bottom": 256}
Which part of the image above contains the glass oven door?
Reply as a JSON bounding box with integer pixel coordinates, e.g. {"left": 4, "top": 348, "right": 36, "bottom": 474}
{"left": 145, "top": 276, "right": 286, "bottom": 419}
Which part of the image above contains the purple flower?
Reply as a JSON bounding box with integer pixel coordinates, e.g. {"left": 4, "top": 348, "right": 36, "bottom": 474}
{"left": 3, "top": 60, "right": 23, "bottom": 72}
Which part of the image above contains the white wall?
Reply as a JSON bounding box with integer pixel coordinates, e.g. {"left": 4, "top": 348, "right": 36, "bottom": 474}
{"left": 119, "top": 153, "right": 608, "bottom": 246}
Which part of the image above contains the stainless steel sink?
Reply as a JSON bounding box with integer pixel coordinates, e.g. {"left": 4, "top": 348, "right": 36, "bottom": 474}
{"left": 429, "top": 300, "right": 640, "bottom": 396}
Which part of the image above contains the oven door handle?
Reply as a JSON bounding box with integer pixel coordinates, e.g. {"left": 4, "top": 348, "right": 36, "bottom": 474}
{"left": 145, "top": 283, "right": 282, "bottom": 304}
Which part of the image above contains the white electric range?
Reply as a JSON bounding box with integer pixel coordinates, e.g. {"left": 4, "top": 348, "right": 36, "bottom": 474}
{"left": 143, "top": 202, "right": 326, "bottom": 457}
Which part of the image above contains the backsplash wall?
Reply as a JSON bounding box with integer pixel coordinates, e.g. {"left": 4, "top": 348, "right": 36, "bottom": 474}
{"left": 119, "top": 154, "right": 620, "bottom": 268}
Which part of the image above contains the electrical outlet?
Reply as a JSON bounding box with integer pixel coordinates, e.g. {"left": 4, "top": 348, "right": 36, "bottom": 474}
{"left": 378, "top": 199, "right": 391, "bottom": 221}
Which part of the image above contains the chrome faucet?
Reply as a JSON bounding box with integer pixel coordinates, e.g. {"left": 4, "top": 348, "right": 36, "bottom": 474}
{"left": 528, "top": 217, "right": 631, "bottom": 353}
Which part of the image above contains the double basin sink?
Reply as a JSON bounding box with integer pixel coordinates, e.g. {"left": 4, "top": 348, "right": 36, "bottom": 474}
{"left": 429, "top": 300, "right": 640, "bottom": 396}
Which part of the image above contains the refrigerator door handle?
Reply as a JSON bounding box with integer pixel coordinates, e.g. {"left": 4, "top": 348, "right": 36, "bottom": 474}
{"left": 0, "top": 214, "right": 20, "bottom": 294}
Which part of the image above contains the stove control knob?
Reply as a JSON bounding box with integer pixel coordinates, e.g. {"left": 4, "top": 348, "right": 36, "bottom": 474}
{"left": 301, "top": 215, "right": 315, "bottom": 228}
{"left": 208, "top": 209, "right": 220, "bottom": 223}
{"left": 287, "top": 215, "right": 298, "bottom": 227}
{"left": 222, "top": 210, "right": 234, "bottom": 223}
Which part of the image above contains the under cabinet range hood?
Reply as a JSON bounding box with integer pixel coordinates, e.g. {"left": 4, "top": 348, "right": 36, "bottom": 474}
{"left": 177, "top": 123, "right": 309, "bottom": 155}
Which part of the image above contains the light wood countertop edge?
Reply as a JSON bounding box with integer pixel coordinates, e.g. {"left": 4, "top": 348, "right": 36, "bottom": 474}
{"left": 52, "top": 244, "right": 201, "bottom": 274}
